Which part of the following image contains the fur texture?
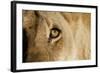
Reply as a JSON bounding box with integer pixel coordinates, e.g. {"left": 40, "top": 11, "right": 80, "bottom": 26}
{"left": 23, "top": 10, "right": 91, "bottom": 62}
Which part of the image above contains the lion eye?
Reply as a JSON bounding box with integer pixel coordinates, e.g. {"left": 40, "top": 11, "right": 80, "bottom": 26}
{"left": 50, "top": 28, "right": 61, "bottom": 38}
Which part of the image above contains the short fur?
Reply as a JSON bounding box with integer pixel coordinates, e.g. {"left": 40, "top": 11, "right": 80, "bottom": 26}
{"left": 23, "top": 10, "right": 91, "bottom": 62}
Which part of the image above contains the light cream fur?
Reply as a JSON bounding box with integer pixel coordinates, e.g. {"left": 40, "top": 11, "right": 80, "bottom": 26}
{"left": 23, "top": 10, "right": 91, "bottom": 62}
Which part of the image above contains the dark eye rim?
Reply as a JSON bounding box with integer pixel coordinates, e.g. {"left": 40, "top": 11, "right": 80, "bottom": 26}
{"left": 50, "top": 28, "right": 61, "bottom": 38}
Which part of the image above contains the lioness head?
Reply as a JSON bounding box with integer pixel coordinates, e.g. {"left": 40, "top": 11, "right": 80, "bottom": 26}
{"left": 23, "top": 10, "right": 91, "bottom": 62}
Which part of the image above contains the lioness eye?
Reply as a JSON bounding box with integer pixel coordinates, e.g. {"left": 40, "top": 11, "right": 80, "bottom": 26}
{"left": 50, "top": 28, "right": 61, "bottom": 38}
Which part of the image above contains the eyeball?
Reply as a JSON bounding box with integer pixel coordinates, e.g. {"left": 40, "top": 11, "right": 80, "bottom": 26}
{"left": 50, "top": 28, "right": 61, "bottom": 39}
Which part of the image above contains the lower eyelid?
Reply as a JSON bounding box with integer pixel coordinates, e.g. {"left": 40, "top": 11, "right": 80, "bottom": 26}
{"left": 50, "top": 33, "right": 62, "bottom": 44}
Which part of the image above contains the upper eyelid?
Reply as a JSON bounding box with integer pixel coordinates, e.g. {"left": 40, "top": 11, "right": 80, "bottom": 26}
{"left": 52, "top": 24, "right": 62, "bottom": 31}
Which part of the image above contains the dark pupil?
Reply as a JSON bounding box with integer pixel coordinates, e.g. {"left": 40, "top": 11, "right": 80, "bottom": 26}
{"left": 50, "top": 28, "right": 61, "bottom": 38}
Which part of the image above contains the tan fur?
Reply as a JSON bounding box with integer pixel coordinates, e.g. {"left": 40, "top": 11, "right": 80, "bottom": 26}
{"left": 23, "top": 10, "right": 91, "bottom": 62}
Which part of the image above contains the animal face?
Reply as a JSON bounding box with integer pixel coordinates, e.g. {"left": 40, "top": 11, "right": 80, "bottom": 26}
{"left": 23, "top": 10, "right": 91, "bottom": 62}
